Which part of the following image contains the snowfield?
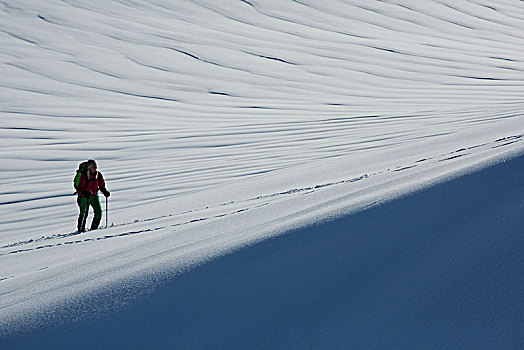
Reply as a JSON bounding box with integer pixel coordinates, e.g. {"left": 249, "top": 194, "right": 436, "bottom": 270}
{"left": 1, "top": 0, "right": 523, "bottom": 347}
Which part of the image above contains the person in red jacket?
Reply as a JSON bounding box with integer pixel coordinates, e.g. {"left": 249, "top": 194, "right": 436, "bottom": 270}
{"left": 77, "top": 159, "right": 110, "bottom": 232}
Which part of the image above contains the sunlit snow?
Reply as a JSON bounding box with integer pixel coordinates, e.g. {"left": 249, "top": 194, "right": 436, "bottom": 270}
{"left": 1, "top": 0, "right": 523, "bottom": 338}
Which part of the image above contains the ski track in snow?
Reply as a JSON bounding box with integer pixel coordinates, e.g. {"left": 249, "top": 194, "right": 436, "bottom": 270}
{"left": 1, "top": 0, "right": 524, "bottom": 332}
{"left": 0, "top": 132, "right": 522, "bottom": 256}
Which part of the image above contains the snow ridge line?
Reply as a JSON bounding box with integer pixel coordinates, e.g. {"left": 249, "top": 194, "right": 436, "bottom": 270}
{"left": 0, "top": 204, "right": 268, "bottom": 258}
{"left": 1, "top": 133, "right": 521, "bottom": 252}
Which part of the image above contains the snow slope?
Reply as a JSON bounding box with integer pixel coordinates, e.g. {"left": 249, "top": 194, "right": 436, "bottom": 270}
{"left": 1, "top": 0, "right": 524, "bottom": 340}
{"left": 4, "top": 152, "right": 523, "bottom": 349}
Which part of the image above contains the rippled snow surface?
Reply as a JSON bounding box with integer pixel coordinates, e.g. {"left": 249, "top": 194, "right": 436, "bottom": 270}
{"left": 1, "top": 0, "right": 523, "bottom": 331}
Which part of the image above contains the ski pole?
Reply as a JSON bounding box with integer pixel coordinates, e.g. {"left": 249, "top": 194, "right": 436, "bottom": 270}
{"left": 105, "top": 196, "right": 108, "bottom": 228}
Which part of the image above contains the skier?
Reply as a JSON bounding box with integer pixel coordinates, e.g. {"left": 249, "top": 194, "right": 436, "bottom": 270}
{"left": 76, "top": 159, "right": 110, "bottom": 232}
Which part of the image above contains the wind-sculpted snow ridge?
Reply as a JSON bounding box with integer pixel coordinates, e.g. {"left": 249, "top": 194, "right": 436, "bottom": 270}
{"left": 1, "top": 131, "right": 523, "bottom": 334}
{"left": 1, "top": 133, "right": 522, "bottom": 255}
{"left": 1, "top": 0, "right": 524, "bottom": 334}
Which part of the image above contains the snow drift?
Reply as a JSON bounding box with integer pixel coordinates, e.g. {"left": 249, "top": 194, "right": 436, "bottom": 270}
{"left": 4, "top": 151, "right": 523, "bottom": 349}
{"left": 1, "top": 0, "right": 524, "bottom": 342}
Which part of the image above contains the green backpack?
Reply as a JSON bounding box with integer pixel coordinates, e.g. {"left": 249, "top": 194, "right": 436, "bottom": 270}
{"left": 73, "top": 161, "right": 89, "bottom": 191}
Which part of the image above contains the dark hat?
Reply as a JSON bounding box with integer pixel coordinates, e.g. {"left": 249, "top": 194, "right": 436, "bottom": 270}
{"left": 87, "top": 159, "right": 97, "bottom": 169}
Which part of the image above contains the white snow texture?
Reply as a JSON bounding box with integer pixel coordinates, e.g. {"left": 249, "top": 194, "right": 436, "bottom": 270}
{"left": 1, "top": 0, "right": 523, "bottom": 345}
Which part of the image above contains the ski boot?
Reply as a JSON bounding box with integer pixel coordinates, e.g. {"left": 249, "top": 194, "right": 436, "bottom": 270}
{"left": 90, "top": 217, "right": 101, "bottom": 231}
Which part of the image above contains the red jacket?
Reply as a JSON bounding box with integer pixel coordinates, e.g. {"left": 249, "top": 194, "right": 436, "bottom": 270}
{"left": 77, "top": 171, "right": 107, "bottom": 198}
